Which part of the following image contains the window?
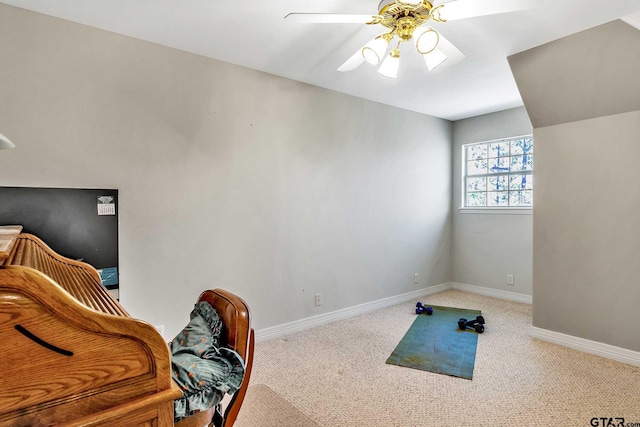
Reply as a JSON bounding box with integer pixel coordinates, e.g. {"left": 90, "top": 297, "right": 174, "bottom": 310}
{"left": 463, "top": 136, "right": 533, "bottom": 208}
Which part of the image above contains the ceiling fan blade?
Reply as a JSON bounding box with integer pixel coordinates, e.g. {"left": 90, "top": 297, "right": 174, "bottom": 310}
{"left": 436, "top": 0, "right": 538, "bottom": 21}
{"left": 435, "top": 32, "right": 466, "bottom": 66}
{"left": 337, "top": 46, "right": 366, "bottom": 72}
{"left": 284, "top": 13, "right": 377, "bottom": 24}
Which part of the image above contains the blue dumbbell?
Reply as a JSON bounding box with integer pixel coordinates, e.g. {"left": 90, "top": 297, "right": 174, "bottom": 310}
{"left": 415, "top": 302, "right": 433, "bottom": 315}
{"left": 458, "top": 316, "right": 485, "bottom": 333}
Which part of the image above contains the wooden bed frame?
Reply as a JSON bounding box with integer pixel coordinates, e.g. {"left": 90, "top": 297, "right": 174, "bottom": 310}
{"left": 0, "top": 226, "right": 254, "bottom": 427}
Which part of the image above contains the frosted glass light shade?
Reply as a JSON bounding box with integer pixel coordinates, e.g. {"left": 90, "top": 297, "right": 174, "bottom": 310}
{"left": 362, "top": 37, "right": 389, "bottom": 65}
{"left": 378, "top": 52, "right": 400, "bottom": 78}
{"left": 423, "top": 48, "right": 447, "bottom": 71}
{"left": 0, "top": 133, "right": 15, "bottom": 150}
{"left": 415, "top": 27, "right": 440, "bottom": 54}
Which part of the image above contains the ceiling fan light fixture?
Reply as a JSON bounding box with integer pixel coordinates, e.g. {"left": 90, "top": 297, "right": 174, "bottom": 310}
{"left": 378, "top": 48, "right": 400, "bottom": 78}
{"left": 423, "top": 47, "right": 447, "bottom": 71}
{"left": 415, "top": 27, "right": 440, "bottom": 54}
{"left": 288, "top": 0, "right": 539, "bottom": 79}
{"left": 362, "top": 35, "right": 390, "bottom": 65}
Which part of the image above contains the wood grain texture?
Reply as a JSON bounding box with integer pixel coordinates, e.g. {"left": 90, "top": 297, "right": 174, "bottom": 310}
{"left": 0, "top": 229, "right": 253, "bottom": 427}
{"left": 0, "top": 225, "right": 22, "bottom": 262}
{"left": 0, "top": 259, "right": 181, "bottom": 426}
{"left": 6, "top": 233, "right": 126, "bottom": 315}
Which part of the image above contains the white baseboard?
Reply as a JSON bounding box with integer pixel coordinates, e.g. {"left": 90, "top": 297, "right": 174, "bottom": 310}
{"left": 531, "top": 327, "right": 640, "bottom": 368}
{"left": 255, "top": 282, "right": 640, "bottom": 368}
{"left": 255, "top": 283, "right": 450, "bottom": 343}
{"left": 450, "top": 282, "right": 532, "bottom": 304}
{"left": 255, "top": 282, "right": 532, "bottom": 343}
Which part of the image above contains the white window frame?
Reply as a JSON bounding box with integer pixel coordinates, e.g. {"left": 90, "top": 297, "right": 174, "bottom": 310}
{"left": 459, "top": 135, "right": 533, "bottom": 215}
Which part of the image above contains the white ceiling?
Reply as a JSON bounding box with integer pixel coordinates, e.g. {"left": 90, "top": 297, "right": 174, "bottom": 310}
{"left": 2, "top": 0, "right": 640, "bottom": 121}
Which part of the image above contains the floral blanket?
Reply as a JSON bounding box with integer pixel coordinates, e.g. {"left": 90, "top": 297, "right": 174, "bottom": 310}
{"left": 170, "top": 301, "right": 246, "bottom": 422}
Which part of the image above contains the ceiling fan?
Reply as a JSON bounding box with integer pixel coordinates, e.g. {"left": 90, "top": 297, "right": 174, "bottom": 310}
{"left": 285, "top": 0, "right": 538, "bottom": 78}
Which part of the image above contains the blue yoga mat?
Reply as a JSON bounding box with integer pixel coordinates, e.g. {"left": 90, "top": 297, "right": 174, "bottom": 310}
{"left": 386, "top": 305, "right": 482, "bottom": 380}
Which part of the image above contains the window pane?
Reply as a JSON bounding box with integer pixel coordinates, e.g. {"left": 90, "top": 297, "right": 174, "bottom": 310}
{"left": 488, "top": 157, "right": 509, "bottom": 174}
{"left": 466, "top": 177, "right": 486, "bottom": 192}
{"left": 509, "top": 174, "right": 533, "bottom": 190}
{"left": 510, "top": 155, "right": 533, "bottom": 172}
{"left": 463, "top": 136, "right": 533, "bottom": 208}
{"left": 467, "top": 144, "right": 487, "bottom": 160}
{"left": 487, "top": 175, "right": 508, "bottom": 191}
{"left": 489, "top": 142, "right": 509, "bottom": 158}
{"left": 467, "top": 192, "right": 486, "bottom": 207}
{"left": 509, "top": 190, "right": 533, "bottom": 206}
{"left": 487, "top": 191, "right": 509, "bottom": 206}
{"left": 467, "top": 159, "right": 487, "bottom": 175}
{"left": 511, "top": 138, "right": 533, "bottom": 155}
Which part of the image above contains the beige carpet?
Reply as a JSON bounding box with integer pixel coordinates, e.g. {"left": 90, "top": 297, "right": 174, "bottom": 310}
{"left": 245, "top": 290, "right": 640, "bottom": 426}
{"left": 235, "top": 384, "right": 319, "bottom": 427}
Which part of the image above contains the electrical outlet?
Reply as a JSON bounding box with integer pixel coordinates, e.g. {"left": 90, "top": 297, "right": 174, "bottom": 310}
{"left": 507, "top": 274, "right": 514, "bottom": 285}
{"left": 414, "top": 273, "right": 419, "bottom": 284}
{"left": 314, "top": 294, "right": 322, "bottom": 306}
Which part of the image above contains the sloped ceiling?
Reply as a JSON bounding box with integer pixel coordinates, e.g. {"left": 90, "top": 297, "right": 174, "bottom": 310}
{"left": 1, "top": 0, "right": 640, "bottom": 120}
{"left": 509, "top": 20, "right": 640, "bottom": 128}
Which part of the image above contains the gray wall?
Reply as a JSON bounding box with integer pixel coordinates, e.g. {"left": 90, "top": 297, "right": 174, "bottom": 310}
{"left": 0, "top": 4, "right": 452, "bottom": 339}
{"left": 452, "top": 107, "right": 533, "bottom": 295}
{"left": 533, "top": 111, "right": 640, "bottom": 351}
{"left": 510, "top": 20, "right": 640, "bottom": 351}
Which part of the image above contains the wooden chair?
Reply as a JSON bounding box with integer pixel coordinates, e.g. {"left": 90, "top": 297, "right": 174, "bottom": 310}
{"left": 175, "top": 289, "right": 255, "bottom": 427}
